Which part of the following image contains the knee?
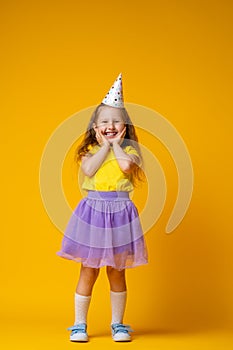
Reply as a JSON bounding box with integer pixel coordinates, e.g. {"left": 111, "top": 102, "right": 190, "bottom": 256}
{"left": 81, "top": 266, "right": 100, "bottom": 282}
{"left": 106, "top": 266, "right": 125, "bottom": 281}
{"left": 106, "top": 267, "right": 126, "bottom": 291}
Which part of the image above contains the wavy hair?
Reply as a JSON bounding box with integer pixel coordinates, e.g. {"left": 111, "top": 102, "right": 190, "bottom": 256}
{"left": 74, "top": 103, "right": 145, "bottom": 185}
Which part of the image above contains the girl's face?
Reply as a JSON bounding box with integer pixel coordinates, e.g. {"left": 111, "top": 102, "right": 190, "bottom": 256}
{"left": 94, "top": 106, "right": 125, "bottom": 141}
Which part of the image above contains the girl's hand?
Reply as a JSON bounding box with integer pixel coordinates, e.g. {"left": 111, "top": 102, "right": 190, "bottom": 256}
{"left": 94, "top": 126, "right": 110, "bottom": 148}
{"left": 111, "top": 127, "right": 126, "bottom": 146}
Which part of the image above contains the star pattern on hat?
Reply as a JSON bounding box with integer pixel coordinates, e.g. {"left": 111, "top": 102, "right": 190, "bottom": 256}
{"left": 102, "top": 73, "right": 124, "bottom": 108}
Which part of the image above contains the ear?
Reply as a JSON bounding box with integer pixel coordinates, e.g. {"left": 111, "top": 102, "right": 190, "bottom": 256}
{"left": 92, "top": 122, "right": 97, "bottom": 129}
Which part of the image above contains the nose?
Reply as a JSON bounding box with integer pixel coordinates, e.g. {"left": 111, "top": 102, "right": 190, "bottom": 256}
{"left": 106, "top": 121, "right": 115, "bottom": 129}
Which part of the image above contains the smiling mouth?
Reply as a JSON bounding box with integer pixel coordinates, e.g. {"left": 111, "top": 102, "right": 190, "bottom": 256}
{"left": 104, "top": 132, "right": 118, "bottom": 137}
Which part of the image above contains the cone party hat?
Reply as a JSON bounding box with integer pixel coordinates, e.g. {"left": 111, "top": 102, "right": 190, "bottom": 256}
{"left": 101, "top": 73, "right": 124, "bottom": 108}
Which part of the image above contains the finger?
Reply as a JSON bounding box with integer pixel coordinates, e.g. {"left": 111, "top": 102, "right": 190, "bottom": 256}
{"left": 100, "top": 131, "right": 108, "bottom": 140}
{"left": 96, "top": 129, "right": 102, "bottom": 139}
{"left": 119, "top": 127, "right": 126, "bottom": 138}
{"left": 121, "top": 126, "right": 126, "bottom": 135}
{"left": 95, "top": 130, "right": 102, "bottom": 143}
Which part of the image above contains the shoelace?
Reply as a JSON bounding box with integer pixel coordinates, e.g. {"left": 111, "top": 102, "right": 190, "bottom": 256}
{"left": 67, "top": 324, "right": 87, "bottom": 334}
{"left": 111, "top": 323, "right": 133, "bottom": 335}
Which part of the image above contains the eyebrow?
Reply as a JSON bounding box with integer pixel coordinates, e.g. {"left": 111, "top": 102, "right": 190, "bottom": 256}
{"left": 98, "top": 118, "right": 123, "bottom": 121}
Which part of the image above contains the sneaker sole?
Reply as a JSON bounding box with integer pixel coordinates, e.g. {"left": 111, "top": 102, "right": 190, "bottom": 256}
{"left": 70, "top": 335, "right": 89, "bottom": 342}
{"left": 112, "top": 335, "right": 131, "bottom": 342}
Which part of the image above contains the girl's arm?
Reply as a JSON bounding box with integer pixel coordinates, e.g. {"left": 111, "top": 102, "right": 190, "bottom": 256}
{"left": 112, "top": 142, "right": 139, "bottom": 173}
{"left": 111, "top": 128, "right": 140, "bottom": 173}
{"left": 81, "top": 143, "right": 110, "bottom": 177}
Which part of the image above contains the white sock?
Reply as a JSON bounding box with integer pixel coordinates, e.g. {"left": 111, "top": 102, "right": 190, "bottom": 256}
{"left": 110, "top": 290, "right": 127, "bottom": 325}
{"left": 74, "top": 293, "right": 91, "bottom": 325}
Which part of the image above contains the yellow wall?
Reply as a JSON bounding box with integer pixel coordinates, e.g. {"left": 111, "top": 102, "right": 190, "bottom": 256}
{"left": 1, "top": 0, "right": 233, "bottom": 338}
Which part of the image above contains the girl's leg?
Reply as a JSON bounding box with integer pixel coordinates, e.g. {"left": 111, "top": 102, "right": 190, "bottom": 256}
{"left": 76, "top": 264, "right": 100, "bottom": 295}
{"left": 106, "top": 266, "right": 127, "bottom": 324}
{"left": 74, "top": 265, "right": 100, "bottom": 325}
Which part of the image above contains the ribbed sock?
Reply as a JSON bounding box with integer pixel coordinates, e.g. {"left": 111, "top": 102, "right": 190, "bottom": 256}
{"left": 74, "top": 293, "right": 91, "bottom": 325}
{"left": 110, "top": 290, "right": 127, "bottom": 325}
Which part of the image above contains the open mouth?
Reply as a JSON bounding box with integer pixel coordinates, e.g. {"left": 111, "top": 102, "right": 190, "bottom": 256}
{"left": 104, "top": 132, "right": 118, "bottom": 137}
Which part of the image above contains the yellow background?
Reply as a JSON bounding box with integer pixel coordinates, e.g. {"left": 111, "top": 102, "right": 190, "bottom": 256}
{"left": 1, "top": 0, "right": 233, "bottom": 349}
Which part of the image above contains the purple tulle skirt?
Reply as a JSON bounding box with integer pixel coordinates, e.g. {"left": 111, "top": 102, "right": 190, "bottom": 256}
{"left": 57, "top": 191, "right": 148, "bottom": 270}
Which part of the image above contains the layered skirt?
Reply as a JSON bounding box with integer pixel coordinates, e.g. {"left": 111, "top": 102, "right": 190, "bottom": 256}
{"left": 57, "top": 191, "right": 148, "bottom": 270}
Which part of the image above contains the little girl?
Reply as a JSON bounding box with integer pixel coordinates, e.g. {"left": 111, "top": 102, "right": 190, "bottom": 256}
{"left": 57, "top": 73, "right": 148, "bottom": 342}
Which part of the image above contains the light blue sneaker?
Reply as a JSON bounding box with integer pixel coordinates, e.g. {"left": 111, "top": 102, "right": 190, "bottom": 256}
{"left": 111, "top": 323, "right": 133, "bottom": 342}
{"left": 67, "top": 323, "right": 88, "bottom": 342}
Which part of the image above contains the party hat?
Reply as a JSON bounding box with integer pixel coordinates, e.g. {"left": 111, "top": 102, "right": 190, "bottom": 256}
{"left": 101, "top": 73, "right": 124, "bottom": 108}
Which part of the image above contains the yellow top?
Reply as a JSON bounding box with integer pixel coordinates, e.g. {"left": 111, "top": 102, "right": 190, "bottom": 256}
{"left": 81, "top": 144, "right": 140, "bottom": 192}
